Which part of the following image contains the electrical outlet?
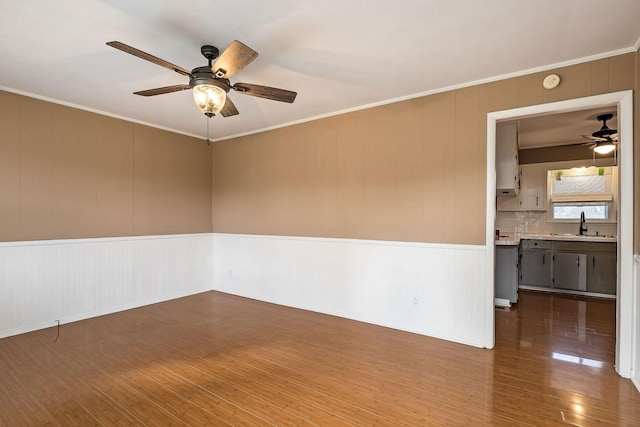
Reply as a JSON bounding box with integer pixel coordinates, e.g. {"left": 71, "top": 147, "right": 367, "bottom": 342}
{"left": 413, "top": 297, "right": 419, "bottom": 306}
{"left": 228, "top": 269, "right": 233, "bottom": 278}
{"left": 531, "top": 218, "right": 537, "bottom": 226}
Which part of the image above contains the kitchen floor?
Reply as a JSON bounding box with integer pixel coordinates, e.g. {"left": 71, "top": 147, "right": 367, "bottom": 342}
{"left": 496, "top": 289, "right": 616, "bottom": 366}
{"left": 494, "top": 289, "right": 635, "bottom": 424}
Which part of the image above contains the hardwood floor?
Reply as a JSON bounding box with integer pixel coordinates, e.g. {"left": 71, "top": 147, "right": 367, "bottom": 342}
{"left": 0, "top": 290, "right": 638, "bottom": 426}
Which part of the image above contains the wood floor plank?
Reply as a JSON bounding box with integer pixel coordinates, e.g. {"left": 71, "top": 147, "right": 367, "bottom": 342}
{"left": 219, "top": 345, "right": 480, "bottom": 425}
{"left": 193, "top": 352, "right": 415, "bottom": 426}
{"left": 119, "top": 368, "right": 232, "bottom": 426}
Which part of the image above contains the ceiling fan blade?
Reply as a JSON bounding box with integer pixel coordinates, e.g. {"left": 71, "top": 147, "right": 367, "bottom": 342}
{"left": 134, "top": 84, "right": 191, "bottom": 97}
{"left": 581, "top": 134, "right": 607, "bottom": 142}
{"left": 560, "top": 141, "right": 595, "bottom": 148}
{"left": 107, "top": 41, "right": 191, "bottom": 77}
{"left": 610, "top": 133, "right": 618, "bottom": 140}
{"left": 220, "top": 96, "right": 239, "bottom": 117}
{"left": 233, "top": 83, "right": 297, "bottom": 103}
{"left": 211, "top": 40, "right": 258, "bottom": 79}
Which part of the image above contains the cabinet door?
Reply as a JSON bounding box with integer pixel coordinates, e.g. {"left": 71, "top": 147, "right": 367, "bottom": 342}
{"left": 520, "top": 165, "right": 547, "bottom": 210}
{"left": 520, "top": 249, "right": 551, "bottom": 287}
{"left": 496, "top": 122, "right": 519, "bottom": 194}
{"left": 496, "top": 246, "right": 518, "bottom": 303}
{"left": 587, "top": 253, "right": 617, "bottom": 295}
{"left": 554, "top": 253, "right": 587, "bottom": 291}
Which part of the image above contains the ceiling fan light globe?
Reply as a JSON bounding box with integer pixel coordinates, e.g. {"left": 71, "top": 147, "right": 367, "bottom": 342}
{"left": 594, "top": 143, "right": 615, "bottom": 155}
{"left": 193, "top": 84, "right": 226, "bottom": 116}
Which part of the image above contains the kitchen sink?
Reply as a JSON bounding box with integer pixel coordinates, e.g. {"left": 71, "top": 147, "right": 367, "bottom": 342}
{"left": 550, "top": 233, "right": 616, "bottom": 238}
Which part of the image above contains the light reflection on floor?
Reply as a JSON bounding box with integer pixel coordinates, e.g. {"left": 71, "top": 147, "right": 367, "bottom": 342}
{"left": 551, "top": 351, "right": 604, "bottom": 368}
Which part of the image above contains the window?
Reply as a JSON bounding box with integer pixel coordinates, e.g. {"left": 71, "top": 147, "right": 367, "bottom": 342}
{"left": 552, "top": 203, "right": 608, "bottom": 220}
{"left": 548, "top": 166, "right": 616, "bottom": 221}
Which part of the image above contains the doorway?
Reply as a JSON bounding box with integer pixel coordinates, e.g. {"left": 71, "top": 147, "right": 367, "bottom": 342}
{"left": 485, "top": 91, "right": 634, "bottom": 378}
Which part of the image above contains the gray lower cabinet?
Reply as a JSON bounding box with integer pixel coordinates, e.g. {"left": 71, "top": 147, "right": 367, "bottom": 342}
{"left": 519, "top": 240, "right": 551, "bottom": 288}
{"left": 553, "top": 252, "right": 587, "bottom": 291}
{"left": 496, "top": 245, "right": 518, "bottom": 303}
{"left": 587, "top": 252, "right": 617, "bottom": 294}
{"left": 519, "top": 239, "right": 616, "bottom": 296}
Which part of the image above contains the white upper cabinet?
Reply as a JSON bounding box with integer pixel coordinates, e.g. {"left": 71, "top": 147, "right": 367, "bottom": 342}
{"left": 497, "top": 164, "right": 548, "bottom": 211}
{"left": 496, "top": 122, "right": 520, "bottom": 197}
{"left": 520, "top": 164, "right": 547, "bottom": 210}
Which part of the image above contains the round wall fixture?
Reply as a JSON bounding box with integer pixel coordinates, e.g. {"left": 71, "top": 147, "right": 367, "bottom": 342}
{"left": 542, "top": 74, "right": 560, "bottom": 90}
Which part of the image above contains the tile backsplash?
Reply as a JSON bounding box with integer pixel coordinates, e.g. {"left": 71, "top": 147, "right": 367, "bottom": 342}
{"left": 495, "top": 210, "right": 617, "bottom": 237}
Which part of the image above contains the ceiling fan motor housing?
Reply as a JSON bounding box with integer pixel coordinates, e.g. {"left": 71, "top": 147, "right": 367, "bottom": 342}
{"left": 593, "top": 113, "right": 616, "bottom": 139}
{"left": 190, "top": 66, "right": 231, "bottom": 92}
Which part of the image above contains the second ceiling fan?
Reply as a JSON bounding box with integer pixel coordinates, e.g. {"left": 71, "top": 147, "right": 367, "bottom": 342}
{"left": 581, "top": 113, "right": 618, "bottom": 154}
{"left": 107, "top": 40, "right": 297, "bottom": 117}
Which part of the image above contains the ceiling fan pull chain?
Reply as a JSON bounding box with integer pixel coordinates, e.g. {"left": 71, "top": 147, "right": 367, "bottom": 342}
{"left": 206, "top": 116, "right": 211, "bottom": 146}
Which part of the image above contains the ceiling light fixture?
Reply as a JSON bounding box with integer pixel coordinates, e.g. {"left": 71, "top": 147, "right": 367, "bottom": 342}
{"left": 192, "top": 83, "right": 226, "bottom": 117}
{"left": 594, "top": 142, "right": 615, "bottom": 155}
{"left": 190, "top": 65, "right": 227, "bottom": 117}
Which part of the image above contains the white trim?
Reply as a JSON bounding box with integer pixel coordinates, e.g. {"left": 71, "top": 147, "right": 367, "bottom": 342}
{"left": 0, "top": 232, "right": 213, "bottom": 248}
{"left": 1, "top": 288, "right": 209, "bottom": 340}
{"left": 616, "top": 91, "right": 635, "bottom": 377}
{"left": 487, "top": 90, "right": 634, "bottom": 378}
{"left": 486, "top": 116, "right": 497, "bottom": 349}
{"left": 212, "top": 232, "right": 484, "bottom": 252}
{"left": 0, "top": 85, "right": 204, "bottom": 141}
{"left": 213, "top": 47, "right": 636, "bottom": 142}
{"left": 633, "top": 254, "right": 640, "bottom": 392}
{"left": 3, "top": 44, "right": 636, "bottom": 144}
{"left": 518, "top": 285, "right": 616, "bottom": 300}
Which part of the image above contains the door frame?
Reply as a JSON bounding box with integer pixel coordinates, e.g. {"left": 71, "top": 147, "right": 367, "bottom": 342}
{"left": 485, "top": 90, "right": 634, "bottom": 378}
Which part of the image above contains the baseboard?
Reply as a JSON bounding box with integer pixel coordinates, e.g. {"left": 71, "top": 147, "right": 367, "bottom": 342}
{"left": 0, "top": 288, "right": 209, "bottom": 339}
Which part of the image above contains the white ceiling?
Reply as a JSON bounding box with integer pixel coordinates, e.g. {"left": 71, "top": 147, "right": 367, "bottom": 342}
{"left": 1, "top": 0, "right": 639, "bottom": 142}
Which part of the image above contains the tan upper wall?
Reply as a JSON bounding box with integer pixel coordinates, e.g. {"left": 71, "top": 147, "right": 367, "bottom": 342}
{"left": 213, "top": 53, "right": 636, "bottom": 246}
{"left": 0, "top": 91, "right": 212, "bottom": 242}
{"left": 1, "top": 52, "right": 635, "bottom": 246}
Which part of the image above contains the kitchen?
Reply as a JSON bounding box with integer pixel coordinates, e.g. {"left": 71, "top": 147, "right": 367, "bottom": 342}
{"left": 494, "top": 107, "right": 619, "bottom": 306}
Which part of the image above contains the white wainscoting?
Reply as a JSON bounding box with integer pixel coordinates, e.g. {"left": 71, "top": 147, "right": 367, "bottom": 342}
{"left": 212, "top": 233, "right": 491, "bottom": 348}
{"left": 634, "top": 254, "right": 640, "bottom": 392}
{"left": 0, "top": 233, "right": 213, "bottom": 339}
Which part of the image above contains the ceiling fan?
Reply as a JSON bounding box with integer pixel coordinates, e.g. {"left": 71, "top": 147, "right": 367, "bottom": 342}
{"left": 106, "top": 40, "right": 297, "bottom": 118}
{"left": 581, "top": 113, "right": 617, "bottom": 154}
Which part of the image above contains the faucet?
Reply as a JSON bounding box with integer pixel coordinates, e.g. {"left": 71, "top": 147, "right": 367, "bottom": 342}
{"left": 579, "top": 211, "right": 588, "bottom": 235}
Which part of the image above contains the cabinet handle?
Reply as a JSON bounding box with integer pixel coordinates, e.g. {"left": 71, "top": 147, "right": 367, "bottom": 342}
{"left": 542, "top": 254, "right": 545, "bottom": 265}
{"left": 577, "top": 257, "right": 580, "bottom": 267}
{"left": 536, "top": 196, "right": 539, "bottom": 206}
{"left": 593, "top": 256, "right": 595, "bottom": 269}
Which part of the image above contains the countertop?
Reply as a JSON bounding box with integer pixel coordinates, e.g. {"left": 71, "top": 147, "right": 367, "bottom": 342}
{"left": 495, "top": 233, "right": 617, "bottom": 246}
{"left": 495, "top": 236, "right": 519, "bottom": 246}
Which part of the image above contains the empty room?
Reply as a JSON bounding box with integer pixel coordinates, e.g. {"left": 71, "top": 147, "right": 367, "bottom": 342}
{"left": 1, "top": 1, "right": 640, "bottom": 425}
